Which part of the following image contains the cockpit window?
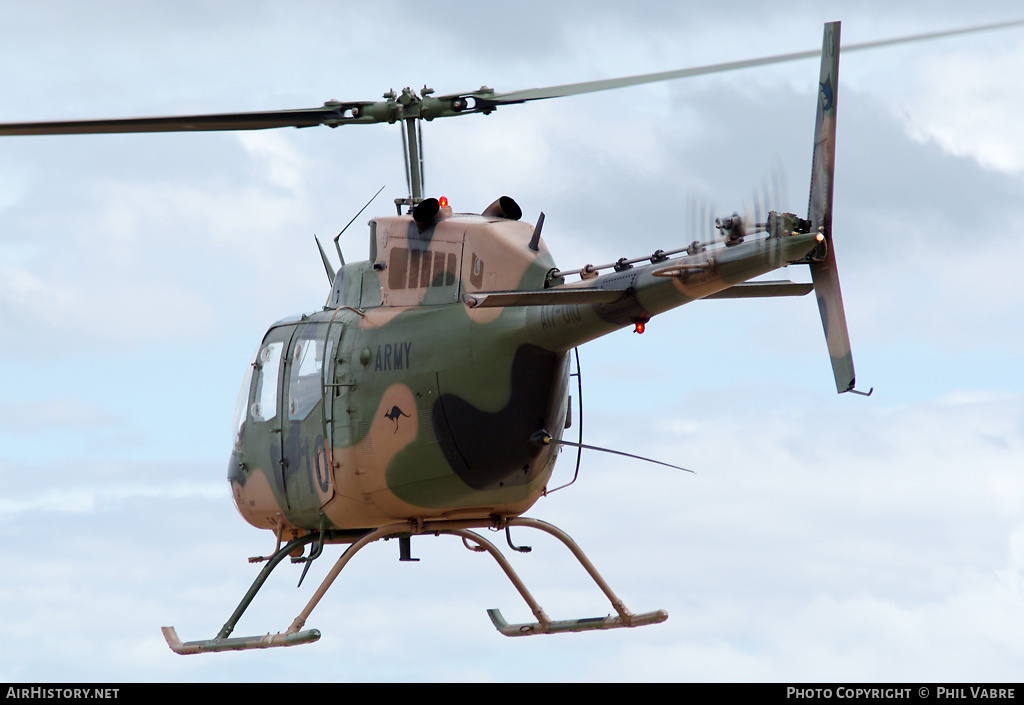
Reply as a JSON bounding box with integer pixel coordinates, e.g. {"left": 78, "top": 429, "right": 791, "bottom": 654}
{"left": 288, "top": 338, "right": 333, "bottom": 421}
{"left": 232, "top": 346, "right": 258, "bottom": 449}
{"left": 251, "top": 342, "right": 282, "bottom": 422}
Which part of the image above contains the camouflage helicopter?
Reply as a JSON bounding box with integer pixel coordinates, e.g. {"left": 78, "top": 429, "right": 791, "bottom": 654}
{"left": 2, "top": 19, "right": 1019, "bottom": 654}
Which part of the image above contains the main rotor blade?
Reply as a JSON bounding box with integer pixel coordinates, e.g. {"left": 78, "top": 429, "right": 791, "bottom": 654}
{"left": 1, "top": 18, "right": 1021, "bottom": 138}
{"left": 481, "top": 18, "right": 1024, "bottom": 105}
{"left": 0, "top": 105, "right": 351, "bottom": 136}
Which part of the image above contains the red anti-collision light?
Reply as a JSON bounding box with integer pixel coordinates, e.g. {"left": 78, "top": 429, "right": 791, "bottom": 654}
{"left": 439, "top": 196, "right": 449, "bottom": 208}
{"left": 633, "top": 321, "right": 646, "bottom": 334}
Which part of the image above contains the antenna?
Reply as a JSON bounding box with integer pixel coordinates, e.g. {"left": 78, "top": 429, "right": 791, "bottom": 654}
{"left": 334, "top": 185, "right": 386, "bottom": 266}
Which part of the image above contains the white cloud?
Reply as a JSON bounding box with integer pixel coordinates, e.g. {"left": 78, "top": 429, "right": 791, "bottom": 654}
{"left": 903, "top": 43, "right": 1024, "bottom": 174}
{"left": 237, "top": 132, "right": 309, "bottom": 194}
{"left": 0, "top": 482, "right": 224, "bottom": 516}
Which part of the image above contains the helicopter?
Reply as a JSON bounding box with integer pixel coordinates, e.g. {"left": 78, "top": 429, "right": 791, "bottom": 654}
{"left": 1, "top": 19, "right": 1018, "bottom": 655}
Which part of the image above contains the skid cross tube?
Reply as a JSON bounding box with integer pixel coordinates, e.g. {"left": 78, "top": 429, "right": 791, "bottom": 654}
{"left": 163, "top": 517, "right": 666, "bottom": 653}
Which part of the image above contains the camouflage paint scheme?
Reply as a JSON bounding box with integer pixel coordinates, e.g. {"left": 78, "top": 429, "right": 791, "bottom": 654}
{"left": 196, "top": 21, "right": 860, "bottom": 651}
{"left": 225, "top": 21, "right": 851, "bottom": 550}
{"left": 228, "top": 202, "right": 824, "bottom": 541}
{"left": 9, "top": 17, "right": 1008, "bottom": 649}
{"left": 0, "top": 18, "right": 860, "bottom": 551}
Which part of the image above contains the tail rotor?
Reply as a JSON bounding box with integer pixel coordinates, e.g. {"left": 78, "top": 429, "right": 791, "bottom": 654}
{"left": 801, "top": 21, "right": 870, "bottom": 396}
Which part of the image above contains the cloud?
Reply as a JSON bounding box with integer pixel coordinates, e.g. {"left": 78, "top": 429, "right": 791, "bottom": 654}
{"left": 904, "top": 42, "right": 1024, "bottom": 174}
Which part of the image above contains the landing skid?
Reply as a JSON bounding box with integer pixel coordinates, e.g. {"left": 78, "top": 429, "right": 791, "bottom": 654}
{"left": 162, "top": 516, "right": 667, "bottom": 654}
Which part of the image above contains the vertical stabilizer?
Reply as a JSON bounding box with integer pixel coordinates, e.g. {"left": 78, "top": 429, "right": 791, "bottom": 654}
{"left": 806, "top": 22, "right": 863, "bottom": 395}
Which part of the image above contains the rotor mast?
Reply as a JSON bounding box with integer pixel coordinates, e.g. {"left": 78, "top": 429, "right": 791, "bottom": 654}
{"left": 389, "top": 87, "right": 431, "bottom": 211}
{"left": 400, "top": 116, "right": 424, "bottom": 208}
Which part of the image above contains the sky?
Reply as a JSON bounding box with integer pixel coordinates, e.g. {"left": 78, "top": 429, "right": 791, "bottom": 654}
{"left": 1, "top": 0, "right": 1023, "bottom": 683}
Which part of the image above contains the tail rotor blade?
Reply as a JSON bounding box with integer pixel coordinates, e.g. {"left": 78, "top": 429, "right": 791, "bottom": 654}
{"left": 806, "top": 22, "right": 864, "bottom": 395}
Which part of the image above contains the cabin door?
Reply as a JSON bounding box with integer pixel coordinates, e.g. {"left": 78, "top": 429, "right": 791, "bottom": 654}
{"left": 280, "top": 320, "right": 339, "bottom": 524}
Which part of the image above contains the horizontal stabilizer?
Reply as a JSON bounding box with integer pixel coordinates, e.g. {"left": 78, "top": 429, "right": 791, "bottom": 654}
{"left": 704, "top": 280, "right": 813, "bottom": 299}
{"left": 463, "top": 288, "right": 625, "bottom": 309}
{"left": 465, "top": 278, "right": 813, "bottom": 309}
